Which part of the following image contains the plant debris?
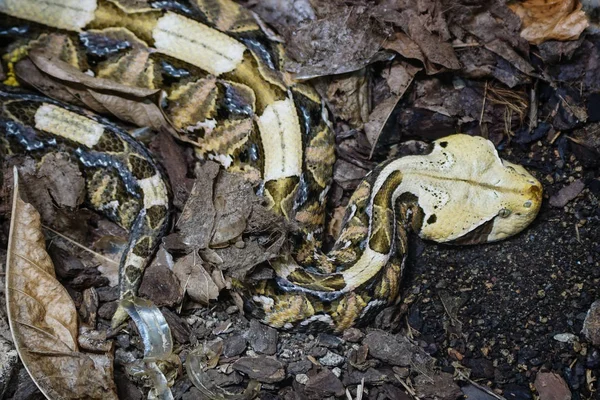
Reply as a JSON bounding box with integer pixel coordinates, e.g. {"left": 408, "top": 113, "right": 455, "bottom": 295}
{"left": 1, "top": 0, "right": 600, "bottom": 398}
{"left": 5, "top": 169, "right": 118, "bottom": 400}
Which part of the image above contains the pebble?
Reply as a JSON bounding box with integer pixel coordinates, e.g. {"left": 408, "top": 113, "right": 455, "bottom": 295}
{"left": 246, "top": 320, "right": 278, "bottom": 355}
{"left": 223, "top": 334, "right": 247, "bottom": 357}
{"left": 288, "top": 359, "right": 313, "bottom": 375}
{"left": 461, "top": 384, "right": 498, "bottom": 400}
{"left": 316, "top": 333, "right": 343, "bottom": 349}
{"left": 549, "top": 180, "right": 585, "bottom": 207}
{"left": 582, "top": 300, "right": 600, "bottom": 346}
{"left": 137, "top": 264, "right": 183, "bottom": 307}
{"left": 319, "top": 351, "right": 345, "bottom": 367}
{"left": 342, "top": 328, "right": 364, "bottom": 343}
{"left": 534, "top": 372, "right": 571, "bottom": 400}
{"left": 363, "top": 330, "right": 423, "bottom": 366}
{"left": 304, "top": 369, "right": 345, "bottom": 397}
{"left": 232, "top": 356, "right": 285, "bottom": 383}
{"left": 295, "top": 374, "right": 309, "bottom": 385}
{"left": 553, "top": 333, "right": 577, "bottom": 343}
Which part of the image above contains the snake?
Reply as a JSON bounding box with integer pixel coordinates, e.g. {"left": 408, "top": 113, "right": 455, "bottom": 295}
{"left": 0, "top": 0, "right": 543, "bottom": 332}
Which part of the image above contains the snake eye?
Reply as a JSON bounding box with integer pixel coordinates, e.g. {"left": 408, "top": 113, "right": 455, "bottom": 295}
{"left": 523, "top": 200, "right": 532, "bottom": 208}
{"left": 498, "top": 208, "right": 511, "bottom": 218}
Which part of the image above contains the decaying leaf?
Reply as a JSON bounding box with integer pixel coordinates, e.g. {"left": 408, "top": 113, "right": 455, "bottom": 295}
{"left": 364, "top": 62, "right": 421, "bottom": 153}
{"left": 15, "top": 50, "right": 173, "bottom": 133}
{"left": 284, "top": 5, "right": 392, "bottom": 79}
{"left": 5, "top": 168, "right": 118, "bottom": 400}
{"left": 509, "top": 0, "right": 589, "bottom": 44}
{"left": 173, "top": 252, "right": 220, "bottom": 305}
{"left": 177, "top": 162, "right": 220, "bottom": 250}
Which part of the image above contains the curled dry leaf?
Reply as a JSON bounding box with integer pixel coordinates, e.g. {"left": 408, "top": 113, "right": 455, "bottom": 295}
{"left": 5, "top": 168, "right": 118, "bottom": 400}
{"left": 509, "top": 0, "right": 589, "bottom": 44}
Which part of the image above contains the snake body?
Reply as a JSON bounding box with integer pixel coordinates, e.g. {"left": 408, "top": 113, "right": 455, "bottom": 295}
{"left": 0, "top": 0, "right": 543, "bottom": 332}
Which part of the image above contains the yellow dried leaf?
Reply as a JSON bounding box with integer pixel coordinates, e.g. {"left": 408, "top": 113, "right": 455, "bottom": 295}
{"left": 509, "top": 0, "right": 589, "bottom": 45}
{"left": 6, "top": 168, "right": 118, "bottom": 400}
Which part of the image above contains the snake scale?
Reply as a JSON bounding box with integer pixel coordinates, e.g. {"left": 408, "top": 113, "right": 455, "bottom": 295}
{"left": 0, "top": 0, "right": 543, "bottom": 332}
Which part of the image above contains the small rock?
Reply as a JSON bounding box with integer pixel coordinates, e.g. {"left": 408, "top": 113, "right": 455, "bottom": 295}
{"left": 319, "top": 350, "right": 345, "bottom": 367}
{"left": 309, "top": 345, "right": 327, "bottom": 358}
{"left": 204, "top": 369, "right": 244, "bottom": 387}
{"left": 344, "top": 368, "right": 388, "bottom": 385}
{"left": 223, "top": 334, "right": 247, "bottom": 358}
{"left": 98, "top": 301, "right": 118, "bottom": 321}
{"left": 363, "top": 330, "right": 426, "bottom": 366}
{"left": 225, "top": 305, "right": 238, "bottom": 314}
{"left": 114, "top": 371, "right": 143, "bottom": 400}
{"left": 342, "top": 328, "right": 364, "bottom": 343}
{"left": 549, "top": 180, "right": 585, "bottom": 207}
{"left": 304, "top": 369, "right": 345, "bottom": 398}
{"left": 467, "top": 358, "right": 495, "bottom": 379}
{"left": 316, "top": 333, "right": 343, "bottom": 349}
{"left": 296, "top": 374, "right": 309, "bottom": 385}
{"left": 381, "top": 384, "right": 411, "bottom": 400}
{"left": 246, "top": 320, "right": 278, "bottom": 355}
{"left": 161, "top": 308, "right": 191, "bottom": 344}
{"left": 232, "top": 356, "right": 285, "bottom": 383}
{"left": 96, "top": 286, "right": 119, "bottom": 302}
{"left": 138, "top": 264, "right": 183, "bottom": 307}
{"left": 414, "top": 372, "right": 461, "bottom": 400}
{"left": 534, "top": 372, "right": 571, "bottom": 400}
{"left": 288, "top": 359, "right": 313, "bottom": 375}
{"left": 582, "top": 300, "right": 600, "bottom": 346}
{"left": 553, "top": 333, "right": 577, "bottom": 343}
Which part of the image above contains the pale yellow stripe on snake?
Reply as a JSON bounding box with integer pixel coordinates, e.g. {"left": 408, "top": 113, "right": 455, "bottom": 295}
{"left": 0, "top": 0, "right": 97, "bottom": 31}
{"left": 152, "top": 12, "right": 246, "bottom": 76}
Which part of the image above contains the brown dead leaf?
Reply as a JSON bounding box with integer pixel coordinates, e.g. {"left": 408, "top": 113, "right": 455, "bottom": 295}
{"left": 284, "top": 5, "right": 392, "bottom": 79}
{"left": 177, "top": 162, "right": 220, "bottom": 250}
{"left": 364, "top": 62, "right": 421, "bottom": 153}
{"left": 16, "top": 51, "right": 173, "bottom": 133}
{"left": 173, "top": 252, "right": 220, "bottom": 305}
{"left": 6, "top": 168, "right": 118, "bottom": 400}
{"left": 315, "top": 70, "right": 370, "bottom": 129}
{"left": 509, "top": 0, "right": 589, "bottom": 44}
{"left": 211, "top": 171, "right": 256, "bottom": 246}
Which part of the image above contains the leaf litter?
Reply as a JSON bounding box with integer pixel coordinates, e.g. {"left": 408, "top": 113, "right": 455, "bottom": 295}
{"left": 1, "top": 0, "right": 599, "bottom": 398}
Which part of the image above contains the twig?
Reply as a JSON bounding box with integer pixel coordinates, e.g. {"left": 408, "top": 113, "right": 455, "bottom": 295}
{"left": 455, "top": 369, "right": 507, "bottom": 400}
{"left": 479, "top": 81, "right": 488, "bottom": 126}
{"left": 42, "top": 224, "right": 119, "bottom": 266}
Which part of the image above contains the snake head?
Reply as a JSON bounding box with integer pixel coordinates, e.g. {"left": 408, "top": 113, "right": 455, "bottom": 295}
{"left": 415, "top": 134, "right": 543, "bottom": 245}
{"left": 481, "top": 159, "right": 543, "bottom": 243}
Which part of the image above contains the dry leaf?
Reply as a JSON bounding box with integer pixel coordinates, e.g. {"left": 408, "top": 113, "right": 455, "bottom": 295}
{"left": 173, "top": 252, "right": 220, "bottom": 305}
{"left": 177, "top": 162, "right": 220, "bottom": 250}
{"left": 16, "top": 51, "right": 173, "bottom": 133}
{"left": 6, "top": 168, "right": 118, "bottom": 400}
{"left": 509, "top": 0, "right": 589, "bottom": 44}
{"left": 211, "top": 172, "right": 255, "bottom": 246}
{"left": 364, "top": 62, "right": 421, "bottom": 153}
